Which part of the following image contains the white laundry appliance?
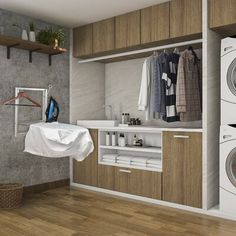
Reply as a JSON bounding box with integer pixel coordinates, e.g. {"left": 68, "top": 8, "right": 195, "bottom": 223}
{"left": 221, "top": 37, "right": 236, "bottom": 124}
{"left": 220, "top": 124, "right": 236, "bottom": 214}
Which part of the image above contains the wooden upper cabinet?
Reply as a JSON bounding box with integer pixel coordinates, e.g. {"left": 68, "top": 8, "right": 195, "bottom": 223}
{"left": 170, "top": 0, "right": 202, "bottom": 38}
{"left": 93, "top": 18, "right": 115, "bottom": 54}
{"left": 163, "top": 131, "right": 202, "bottom": 208}
{"left": 141, "top": 2, "right": 170, "bottom": 44}
{"left": 115, "top": 10, "right": 141, "bottom": 49}
{"left": 73, "top": 24, "right": 92, "bottom": 58}
{"left": 209, "top": 0, "right": 236, "bottom": 35}
{"left": 73, "top": 129, "right": 98, "bottom": 187}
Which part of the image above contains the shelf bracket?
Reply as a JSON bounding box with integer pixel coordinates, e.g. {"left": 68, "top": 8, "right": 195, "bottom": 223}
{"left": 48, "top": 52, "right": 62, "bottom": 66}
{"left": 29, "top": 48, "right": 42, "bottom": 63}
{"left": 7, "top": 44, "right": 20, "bottom": 59}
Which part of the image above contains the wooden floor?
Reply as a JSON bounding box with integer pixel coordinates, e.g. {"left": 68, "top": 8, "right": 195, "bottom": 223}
{"left": 0, "top": 187, "right": 236, "bottom": 236}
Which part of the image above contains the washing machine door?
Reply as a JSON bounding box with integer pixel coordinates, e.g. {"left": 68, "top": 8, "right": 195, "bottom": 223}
{"left": 226, "top": 147, "right": 236, "bottom": 187}
{"left": 227, "top": 58, "right": 236, "bottom": 96}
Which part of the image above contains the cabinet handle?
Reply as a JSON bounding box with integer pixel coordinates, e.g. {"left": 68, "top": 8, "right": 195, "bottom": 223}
{"left": 173, "top": 135, "right": 190, "bottom": 139}
{"left": 119, "top": 169, "right": 131, "bottom": 173}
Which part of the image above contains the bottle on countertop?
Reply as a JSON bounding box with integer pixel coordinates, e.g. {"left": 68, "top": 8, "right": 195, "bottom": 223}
{"left": 106, "top": 132, "right": 110, "bottom": 146}
{"left": 127, "top": 113, "right": 130, "bottom": 124}
{"left": 112, "top": 132, "right": 116, "bottom": 146}
{"left": 121, "top": 113, "right": 125, "bottom": 124}
{"left": 118, "top": 133, "right": 126, "bottom": 147}
{"left": 133, "top": 134, "right": 137, "bottom": 146}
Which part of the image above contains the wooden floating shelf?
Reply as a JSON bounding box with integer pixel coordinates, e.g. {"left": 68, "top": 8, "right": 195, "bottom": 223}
{"left": 0, "top": 34, "right": 67, "bottom": 66}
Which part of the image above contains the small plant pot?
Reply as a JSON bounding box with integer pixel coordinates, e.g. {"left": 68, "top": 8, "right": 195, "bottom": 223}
{"left": 29, "top": 31, "right": 36, "bottom": 42}
{"left": 21, "top": 29, "right": 28, "bottom": 40}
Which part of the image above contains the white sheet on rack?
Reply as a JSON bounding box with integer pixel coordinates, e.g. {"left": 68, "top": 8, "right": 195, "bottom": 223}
{"left": 24, "top": 122, "right": 94, "bottom": 161}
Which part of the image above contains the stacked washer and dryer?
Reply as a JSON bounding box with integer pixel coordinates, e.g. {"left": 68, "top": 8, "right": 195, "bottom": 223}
{"left": 220, "top": 37, "right": 236, "bottom": 215}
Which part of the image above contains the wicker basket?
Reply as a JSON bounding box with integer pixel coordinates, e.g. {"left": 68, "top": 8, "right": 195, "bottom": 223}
{"left": 0, "top": 183, "right": 23, "bottom": 209}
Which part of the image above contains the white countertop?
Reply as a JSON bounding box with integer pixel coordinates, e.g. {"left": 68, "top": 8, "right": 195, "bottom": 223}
{"left": 77, "top": 124, "right": 202, "bottom": 133}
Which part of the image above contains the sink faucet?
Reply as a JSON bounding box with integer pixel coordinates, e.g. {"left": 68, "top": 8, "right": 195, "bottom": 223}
{"left": 103, "top": 105, "right": 113, "bottom": 120}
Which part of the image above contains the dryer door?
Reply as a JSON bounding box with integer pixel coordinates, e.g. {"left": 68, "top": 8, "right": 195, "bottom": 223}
{"left": 227, "top": 58, "right": 236, "bottom": 96}
{"left": 226, "top": 147, "right": 236, "bottom": 187}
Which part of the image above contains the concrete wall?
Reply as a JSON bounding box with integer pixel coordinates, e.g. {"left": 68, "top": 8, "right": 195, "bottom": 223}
{"left": 0, "top": 9, "right": 70, "bottom": 186}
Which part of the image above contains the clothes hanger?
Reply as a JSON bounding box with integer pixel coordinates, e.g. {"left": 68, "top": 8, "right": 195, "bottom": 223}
{"left": 1, "top": 92, "right": 41, "bottom": 107}
{"left": 188, "top": 46, "right": 199, "bottom": 63}
{"left": 163, "top": 49, "right": 168, "bottom": 53}
{"left": 174, "top": 47, "right": 180, "bottom": 54}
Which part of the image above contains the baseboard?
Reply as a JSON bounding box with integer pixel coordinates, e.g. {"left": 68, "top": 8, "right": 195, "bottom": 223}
{"left": 23, "top": 178, "right": 70, "bottom": 197}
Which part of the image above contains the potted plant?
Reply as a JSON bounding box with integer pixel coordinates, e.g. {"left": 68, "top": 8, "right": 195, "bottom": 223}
{"left": 12, "top": 23, "right": 28, "bottom": 40}
{"left": 29, "top": 22, "right": 36, "bottom": 42}
{"left": 37, "top": 27, "right": 65, "bottom": 49}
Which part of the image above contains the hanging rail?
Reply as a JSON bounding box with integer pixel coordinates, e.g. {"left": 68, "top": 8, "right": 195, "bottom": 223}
{"left": 78, "top": 39, "right": 203, "bottom": 64}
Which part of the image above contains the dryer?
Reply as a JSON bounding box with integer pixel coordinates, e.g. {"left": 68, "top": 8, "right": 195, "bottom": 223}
{"left": 221, "top": 37, "right": 236, "bottom": 124}
{"left": 220, "top": 125, "right": 236, "bottom": 214}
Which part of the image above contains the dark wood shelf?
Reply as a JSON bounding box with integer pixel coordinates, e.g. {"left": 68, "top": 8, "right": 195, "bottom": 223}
{"left": 0, "top": 34, "right": 67, "bottom": 65}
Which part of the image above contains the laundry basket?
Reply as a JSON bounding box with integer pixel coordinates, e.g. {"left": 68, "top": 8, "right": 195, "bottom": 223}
{"left": 0, "top": 183, "right": 23, "bottom": 209}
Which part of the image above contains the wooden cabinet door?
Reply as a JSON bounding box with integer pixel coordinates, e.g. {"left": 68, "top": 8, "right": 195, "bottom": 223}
{"left": 73, "top": 129, "right": 98, "bottom": 187}
{"left": 115, "top": 167, "right": 162, "bottom": 200}
{"left": 170, "top": 0, "right": 202, "bottom": 38}
{"left": 141, "top": 2, "right": 170, "bottom": 44}
{"left": 130, "top": 169, "right": 162, "bottom": 200}
{"left": 209, "top": 0, "right": 236, "bottom": 35}
{"left": 93, "top": 18, "right": 115, "bottom": 54}
{"left": 115, "top": 10, "right": 140, "bottom": 49}
{"left": 73, "top": 24, "right": 92, "bottom": 58}
{"left": 163, "top": 131, "right": 202, "bottom": 208}
{"left": 115, "top": 167, "right": 131, "bottom": 193}
{"left": 98, "top": 164, "right": 115, "bottom": 190}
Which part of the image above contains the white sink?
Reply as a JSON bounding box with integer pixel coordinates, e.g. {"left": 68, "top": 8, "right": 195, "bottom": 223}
{"left": 77, "top": 120, "right": 119, "bottom": 128}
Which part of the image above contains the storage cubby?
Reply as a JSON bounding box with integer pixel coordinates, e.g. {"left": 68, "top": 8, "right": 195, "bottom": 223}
{"left": 99, "top": 128, "right": 163, "bottom": 172}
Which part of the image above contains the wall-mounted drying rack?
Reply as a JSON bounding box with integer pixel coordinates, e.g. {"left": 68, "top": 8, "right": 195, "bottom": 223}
{"left": 0, "top": 34, "right": 67, "bottom": 66}
{"left": 78, "top": 38, "right": 203, "bottom": 64}
{"left": 13, "top": 87, "right": 48, "bottom": 137}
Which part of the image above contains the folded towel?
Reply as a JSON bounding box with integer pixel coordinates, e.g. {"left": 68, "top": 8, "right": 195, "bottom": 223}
{"left": 131, "top": 162, "right": 146, "bottom": 167}
{"left": 131, "top": 157, "right": 148, "bottom": 164}
{"left": 103, "top": 154, "right": 118, "bottom": 160}
{"left": 146, "top": 163, "right": 160, "bottom": 168}
{"left": 117, "top": 160, "right": 131, "bottom": 165}
{"left": 147, "top": 158, "right": 160, "bottom": 165}
{"left": 102, "top": 158, "right": 116, "bottom": 163}
{"left": 117, "top": 155, "right": 133, "bottom": 162}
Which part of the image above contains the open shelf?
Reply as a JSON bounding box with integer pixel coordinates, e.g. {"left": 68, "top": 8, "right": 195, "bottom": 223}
{"left": 0, "top": 34, "right": 67, "bottom": 65}
{"left": 100, "top": 145, "right": 162, "bottom": 154}
{"left": 99, "top": 160, "right": 162, "bottom": 172}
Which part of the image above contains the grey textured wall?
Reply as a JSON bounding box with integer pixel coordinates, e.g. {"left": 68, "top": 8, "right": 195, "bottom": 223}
{"left": 0, "top": 9, "right": 70, "bottom": 186}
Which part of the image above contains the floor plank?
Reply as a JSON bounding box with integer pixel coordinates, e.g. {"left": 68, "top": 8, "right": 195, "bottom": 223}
{"left": 0, "top": 187, "right": 236, "bottom": 236}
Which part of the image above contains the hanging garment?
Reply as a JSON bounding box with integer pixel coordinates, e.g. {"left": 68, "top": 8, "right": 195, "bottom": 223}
{"left": 157, "top": 52, "right": 169, "bottom": 117}
{"left": 162, "top": 53, "right": 180, "bottom": 122}
{"left": 138, "top": 57, "right": 152, "bottom": 120}
{"left": 176, "top": 49, "right": 202, "bottom": 122}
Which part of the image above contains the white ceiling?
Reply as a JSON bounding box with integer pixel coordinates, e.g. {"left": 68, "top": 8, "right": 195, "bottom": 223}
{"left": 0, "top": 0, "right": 170, "bottom": 28}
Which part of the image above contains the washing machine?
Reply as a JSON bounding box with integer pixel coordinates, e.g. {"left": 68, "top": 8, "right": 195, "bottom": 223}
{"left": 221, "top": 37, "right": 236, "bottom": 124}
{"left": 220, "top": 124, "right": 236, "bottom": 214}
